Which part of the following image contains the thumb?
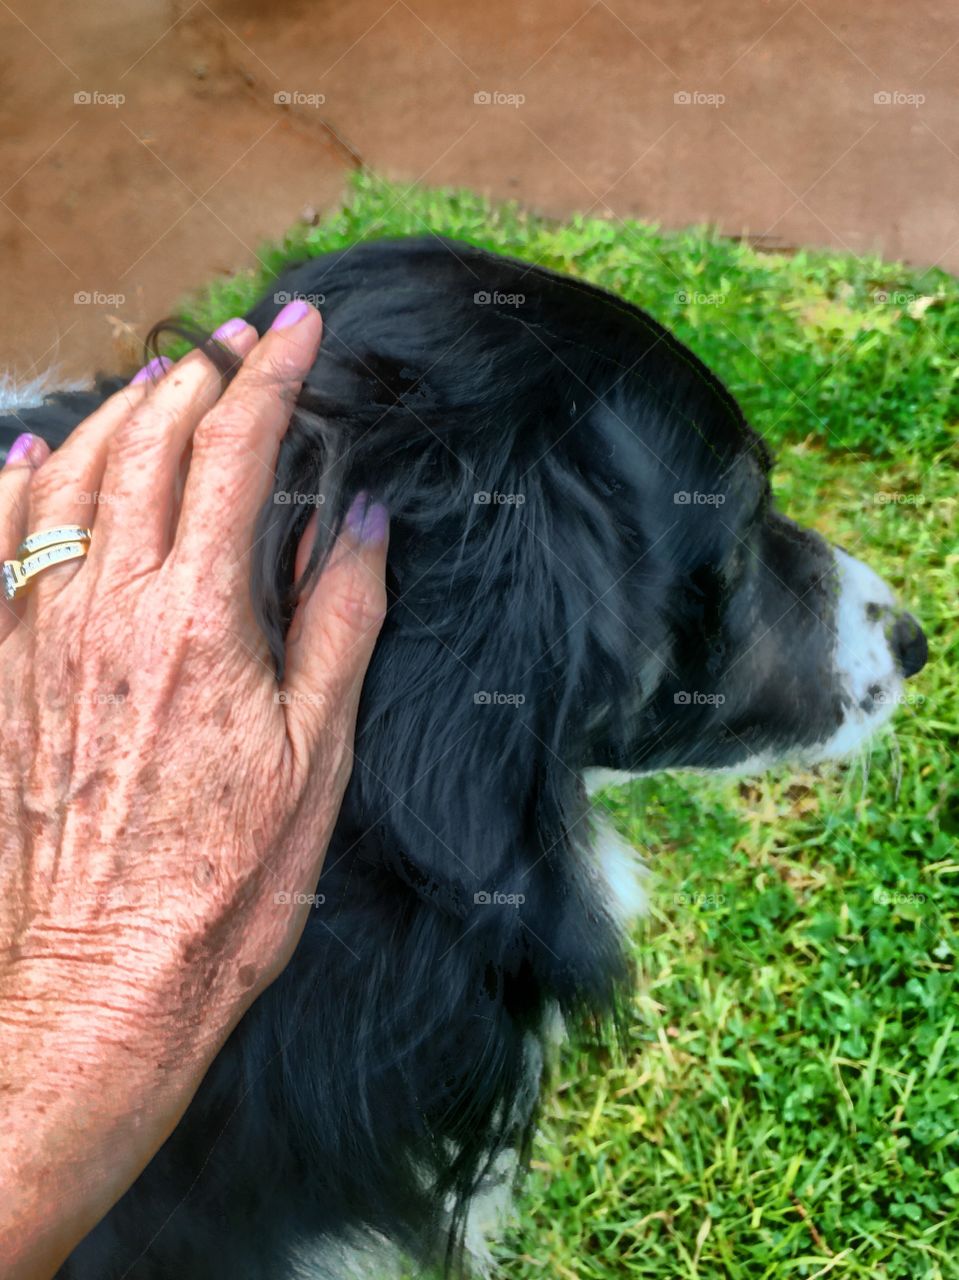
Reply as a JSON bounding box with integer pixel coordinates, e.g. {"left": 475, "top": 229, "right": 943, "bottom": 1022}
{"left": 281, "top": 492, "right": 389, "bottom": 760}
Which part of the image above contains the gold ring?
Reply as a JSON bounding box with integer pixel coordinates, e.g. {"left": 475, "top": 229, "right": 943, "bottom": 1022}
{"left": 2, "top": 540, "right": 90, "bottom": 601}
{"left": 16, "top": 525, "right": 92, "bottom": 558}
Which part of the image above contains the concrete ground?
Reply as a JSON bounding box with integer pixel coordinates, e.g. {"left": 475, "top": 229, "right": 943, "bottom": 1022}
{"left": 1, "top": 0, "right": 957, "bottom": 382}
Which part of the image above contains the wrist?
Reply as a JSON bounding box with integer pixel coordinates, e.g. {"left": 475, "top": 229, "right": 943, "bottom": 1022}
{"left": 0, "top": 964, "right": 221, "bottom": 1279}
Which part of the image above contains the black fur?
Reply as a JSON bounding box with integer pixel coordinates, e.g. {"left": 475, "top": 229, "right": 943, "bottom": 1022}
{"left": 0, "top": 239, "right": 855, "bottom": 1278}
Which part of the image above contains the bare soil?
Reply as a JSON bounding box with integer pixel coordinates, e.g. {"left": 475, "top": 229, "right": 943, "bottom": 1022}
{"left": 1, "top": 0, "right": 956, "bottom": 382}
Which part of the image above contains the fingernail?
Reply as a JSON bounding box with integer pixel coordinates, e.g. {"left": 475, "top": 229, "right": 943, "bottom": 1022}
{"left": 271, "top": 299, "right": 310, "bottom": 331}
{"left": 212, "top": 316, "right": 248, "bottom": 341}
{"left": 345, "top": 492, "right": 388, "bottom": 545}
{"left": 4, "top": 433, "right": 34, "bottom": 466}
{"left": 131, "top": 355, "right": 173, "bottom": 386}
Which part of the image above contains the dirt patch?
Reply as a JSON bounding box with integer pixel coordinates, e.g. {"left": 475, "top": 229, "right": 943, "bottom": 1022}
{"left": 1, "top": 0, "right": 956, "bottom": 382}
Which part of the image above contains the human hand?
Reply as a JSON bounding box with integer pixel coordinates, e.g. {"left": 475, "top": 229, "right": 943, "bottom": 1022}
{"left": 0, "top": 301, "right": 387, "bottom": 1278}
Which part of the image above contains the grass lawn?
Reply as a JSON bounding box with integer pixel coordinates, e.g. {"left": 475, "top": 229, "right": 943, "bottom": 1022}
{"left": 181, "top": 174, "right": 959, "bottom": 1279}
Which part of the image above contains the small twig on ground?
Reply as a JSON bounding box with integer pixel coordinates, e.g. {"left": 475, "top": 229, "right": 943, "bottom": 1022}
{"left": 790, "top": 1193, "right": 833, "bottom": 1256}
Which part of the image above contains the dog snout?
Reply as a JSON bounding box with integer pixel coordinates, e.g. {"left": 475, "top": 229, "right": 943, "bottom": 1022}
{"left": 890, "top": 611, "right": 928, "bottom": 679}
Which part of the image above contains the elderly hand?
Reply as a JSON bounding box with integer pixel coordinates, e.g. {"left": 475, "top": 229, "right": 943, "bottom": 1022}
{"left": 0, "top": 300, "right": 387, "bottom": 1279}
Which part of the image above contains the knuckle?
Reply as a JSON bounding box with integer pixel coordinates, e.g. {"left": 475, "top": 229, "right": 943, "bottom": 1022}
{"left": 326, "top": 578, "right": 388, "bottom": 636}
{"left": 191, "top": 400, "right": 262, "bottom": 453}
{"left": 28, "top": 456, "right": 81, "bottom": 509}
{"left": 110, "top": 401, "right": 180, "bottom": 459}
{"left": 252, "top": 345, "right": 307, "bottom": 391}
{"left": 0, "top": 463, "right": 32, "bottom": 513}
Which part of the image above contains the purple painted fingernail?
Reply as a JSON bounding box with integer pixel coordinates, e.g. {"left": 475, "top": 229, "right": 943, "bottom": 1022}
{"left": 4, "top": 433, "right": 34, "bottom": 466}
{"left": 345, "top": 492, "right": 388, "bottom": 545}
{"left": 212, "top": 316, "right": 248, "bottom": 341}
{"left": 131, "top": 355, "right": 173, "bottom": 386}
{"left": 271, "top": 299, "right": 310, "bottom": 331}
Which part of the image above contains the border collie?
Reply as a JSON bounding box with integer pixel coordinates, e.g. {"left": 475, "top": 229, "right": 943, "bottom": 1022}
{"left": 1, "top": 237, "right": 927, "bottom": 1279}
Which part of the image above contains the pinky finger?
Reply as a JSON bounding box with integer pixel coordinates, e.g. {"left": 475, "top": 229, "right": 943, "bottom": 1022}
{"left": 0, "top": 433, "right": 51, "bottom": 640}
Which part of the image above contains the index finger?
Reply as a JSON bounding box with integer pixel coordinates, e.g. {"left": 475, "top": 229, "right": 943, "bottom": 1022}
{"left": 172, "top": 299, "right": 323, "bottom": 577}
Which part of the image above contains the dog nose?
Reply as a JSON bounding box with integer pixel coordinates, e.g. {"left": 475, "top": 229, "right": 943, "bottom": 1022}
{"left": 890, "top": 612, "right": 928, "bottom": 678}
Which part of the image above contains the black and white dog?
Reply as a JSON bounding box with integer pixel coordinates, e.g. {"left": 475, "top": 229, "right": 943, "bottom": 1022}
{"left": 1, "top": 238, "right": 927, "bottom": 1279}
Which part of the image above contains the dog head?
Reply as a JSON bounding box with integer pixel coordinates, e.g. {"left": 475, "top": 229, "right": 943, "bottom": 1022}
{"left": 249, "top": 238, "right": 926, "bottom": 791}
{"left": 240, "top": 236, "right": 930, "bottom": 999}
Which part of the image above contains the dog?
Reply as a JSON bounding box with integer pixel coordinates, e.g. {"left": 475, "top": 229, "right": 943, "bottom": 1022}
{"left": 1, "top": 237, "right": 927, "bottom": 1279}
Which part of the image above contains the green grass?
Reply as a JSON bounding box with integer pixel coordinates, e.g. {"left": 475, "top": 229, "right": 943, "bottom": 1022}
{"left": 180, "top": 174, "right": 958, "bottom": 1279}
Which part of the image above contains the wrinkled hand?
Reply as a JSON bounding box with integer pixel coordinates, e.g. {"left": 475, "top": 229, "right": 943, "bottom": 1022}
{"left": 0, "top": 301, "right": 387, "bottom": 1278}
